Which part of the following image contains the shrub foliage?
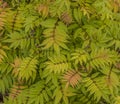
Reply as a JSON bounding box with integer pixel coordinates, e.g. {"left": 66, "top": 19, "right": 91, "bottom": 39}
{"left": 0, "top": 0, "right": 120, "bottom": 104}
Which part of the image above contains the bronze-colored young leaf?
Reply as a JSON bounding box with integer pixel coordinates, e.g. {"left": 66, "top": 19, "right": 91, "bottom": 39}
{"left": 60, "top": 12, "right": 72, "bottom": 25}
{"left": 63, "top": 70, "right": 81, "bottom": 88}
{"left": 9, "top": 83, "right": 27, "bottom": 99}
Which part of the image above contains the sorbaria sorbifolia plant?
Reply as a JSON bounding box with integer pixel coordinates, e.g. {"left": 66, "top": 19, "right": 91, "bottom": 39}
{"left": 0, "top": 0, "right": 120, "bottom": 104}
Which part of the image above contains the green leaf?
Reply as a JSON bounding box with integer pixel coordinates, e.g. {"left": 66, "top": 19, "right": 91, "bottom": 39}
{"left": 40, "top": 94, "right": 44, "bottom": 104}
{"left": 54, "top": 90, "right": 62, "bottom": 104}
{"left": 40, "top": 19, "right": 57, "bottom": 28}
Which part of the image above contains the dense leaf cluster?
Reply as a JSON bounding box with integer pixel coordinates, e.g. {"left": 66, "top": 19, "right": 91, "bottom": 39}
{"left": 0, "top": 0, "right": 120, "bottom": 104}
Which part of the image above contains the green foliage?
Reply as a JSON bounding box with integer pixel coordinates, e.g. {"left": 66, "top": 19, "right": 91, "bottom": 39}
{"left": 14, "top": 56, "right": 38, "bottom": 82}
{"left": 83, "top": 73, "right": 110, "bottom": 102}
{"left": 0, "top": 0, "right": 120, "bottom": 104}
{"left": 45, "top": 55, "right": 71, "bottom": 73}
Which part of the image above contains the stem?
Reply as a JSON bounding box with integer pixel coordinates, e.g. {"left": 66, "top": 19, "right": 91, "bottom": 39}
{"left": 108, "top": 64, "right": 113, "bottom": 80}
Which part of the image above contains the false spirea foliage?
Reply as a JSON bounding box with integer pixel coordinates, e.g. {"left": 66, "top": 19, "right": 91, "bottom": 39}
{"left": 0, "top": 0, "right": 120, "bottom": 104}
